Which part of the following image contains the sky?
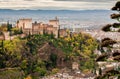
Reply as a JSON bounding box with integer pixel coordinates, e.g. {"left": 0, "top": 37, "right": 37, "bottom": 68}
{"left": 0, "top": 0, "right": 117, "bottom": 10}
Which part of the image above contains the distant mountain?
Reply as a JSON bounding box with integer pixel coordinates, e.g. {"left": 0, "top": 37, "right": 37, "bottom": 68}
{"left": 0, "top": 9, "right": 115, "bottom": 29}
{"left": 0, "top": 9, "right": 112, "bottom": 12}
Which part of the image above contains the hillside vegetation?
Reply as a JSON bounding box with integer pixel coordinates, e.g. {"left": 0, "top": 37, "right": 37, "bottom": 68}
{"left": 0, "top": 32, "right": 98, "bottom": 79}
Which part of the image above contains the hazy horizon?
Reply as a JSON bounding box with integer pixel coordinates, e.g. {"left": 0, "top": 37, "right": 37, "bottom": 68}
{"left": 0, "top": 0, "right": 117, "bottom": 29}
{"left": 0, "top": 9, "right": 116, "bottom": 29}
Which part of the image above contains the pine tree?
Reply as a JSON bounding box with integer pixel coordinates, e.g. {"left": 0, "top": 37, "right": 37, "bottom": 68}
{"left": 102, "top": 1, "right": 120, "bottom": 32}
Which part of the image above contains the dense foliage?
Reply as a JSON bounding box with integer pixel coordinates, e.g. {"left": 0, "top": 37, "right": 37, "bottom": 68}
{"left": 0, "top": 32, "right": 97, "bottom": 78}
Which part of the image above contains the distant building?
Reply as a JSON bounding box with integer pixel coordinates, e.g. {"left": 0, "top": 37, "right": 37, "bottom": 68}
{"left": 17, "top": 18, "right": 32, "bottom": 29}
{"left": 16, "top": 17, "right": 63, "bottom": 38}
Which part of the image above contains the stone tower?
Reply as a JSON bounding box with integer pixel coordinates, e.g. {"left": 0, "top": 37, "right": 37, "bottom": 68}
{"left": 17, "top": 19, "right": 32, "bottom": 29}
{"left": 49, "top": 17, "right": 60, "bottom": 38}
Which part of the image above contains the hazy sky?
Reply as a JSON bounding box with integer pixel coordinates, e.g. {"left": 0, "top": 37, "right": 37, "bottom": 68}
{"left": 0, "top": 0, "right": 117, "bottom": 10}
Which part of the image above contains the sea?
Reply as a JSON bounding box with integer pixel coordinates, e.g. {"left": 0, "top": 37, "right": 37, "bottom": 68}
{"left": 0, "top": 9, "right": 117, "bottom": 29}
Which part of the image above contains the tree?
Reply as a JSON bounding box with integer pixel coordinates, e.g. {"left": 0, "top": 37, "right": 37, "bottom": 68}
{"left": 101, "top": 40, "right": 117, "bottom": 47}
{"left": 101, "top": 38, "right": 111, "bottom": 43}
{"left": 50, "top": 53, "right": 57, "bottom": 67}
{"left": 101, "top": 38, "right": 117, "bottom": 47}
{"left": 0, "top": 24, "right": 7, "bottom": 32}
{"left": 111, "top": 1, "right": 120, "bottom": 22}
{"left": 112, "top": 23, "right": 120, "bottom": 28}
{"left": 102, "top": 1, "right": 120, "bottom": 32}
{"left": 19, "top": 27, "right": 23, "bottom": 34}
{"left": 102, "top": 24, "right": 111, "bottom": 31}
{"left": 11, "top": 27, "right": 23, "bottom": 35}
{"left": 7, "top": 21, "right": 12, "bottom": 32}
{"left": 97, "top": 1, "right": 120, "bottom": 78}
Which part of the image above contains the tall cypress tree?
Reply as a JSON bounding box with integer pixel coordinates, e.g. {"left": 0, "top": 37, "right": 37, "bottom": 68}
{"left": 7, "top": 21, "right": 12, "bottom": 32}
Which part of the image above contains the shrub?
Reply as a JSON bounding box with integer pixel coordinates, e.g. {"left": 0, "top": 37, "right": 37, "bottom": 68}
{"left": 50, "top": 53, "right": 57, "bottom": 67}
{"left": 51, "top": 68, "right": 59, "bottom": 74}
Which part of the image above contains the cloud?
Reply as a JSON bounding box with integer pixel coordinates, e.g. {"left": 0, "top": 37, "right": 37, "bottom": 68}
{"left": 0, "top": 0, "right": 116, "bottom": 10}
{"left": 54, "top": 0, "right": 114, "bottom": 2}
{"left": 24, "top": 0, "right": 34, "bottom": 1}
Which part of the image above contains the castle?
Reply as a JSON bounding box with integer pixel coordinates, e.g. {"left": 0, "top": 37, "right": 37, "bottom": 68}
{"left": 16, "top": 17, "right": 66, "bottom": 38}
